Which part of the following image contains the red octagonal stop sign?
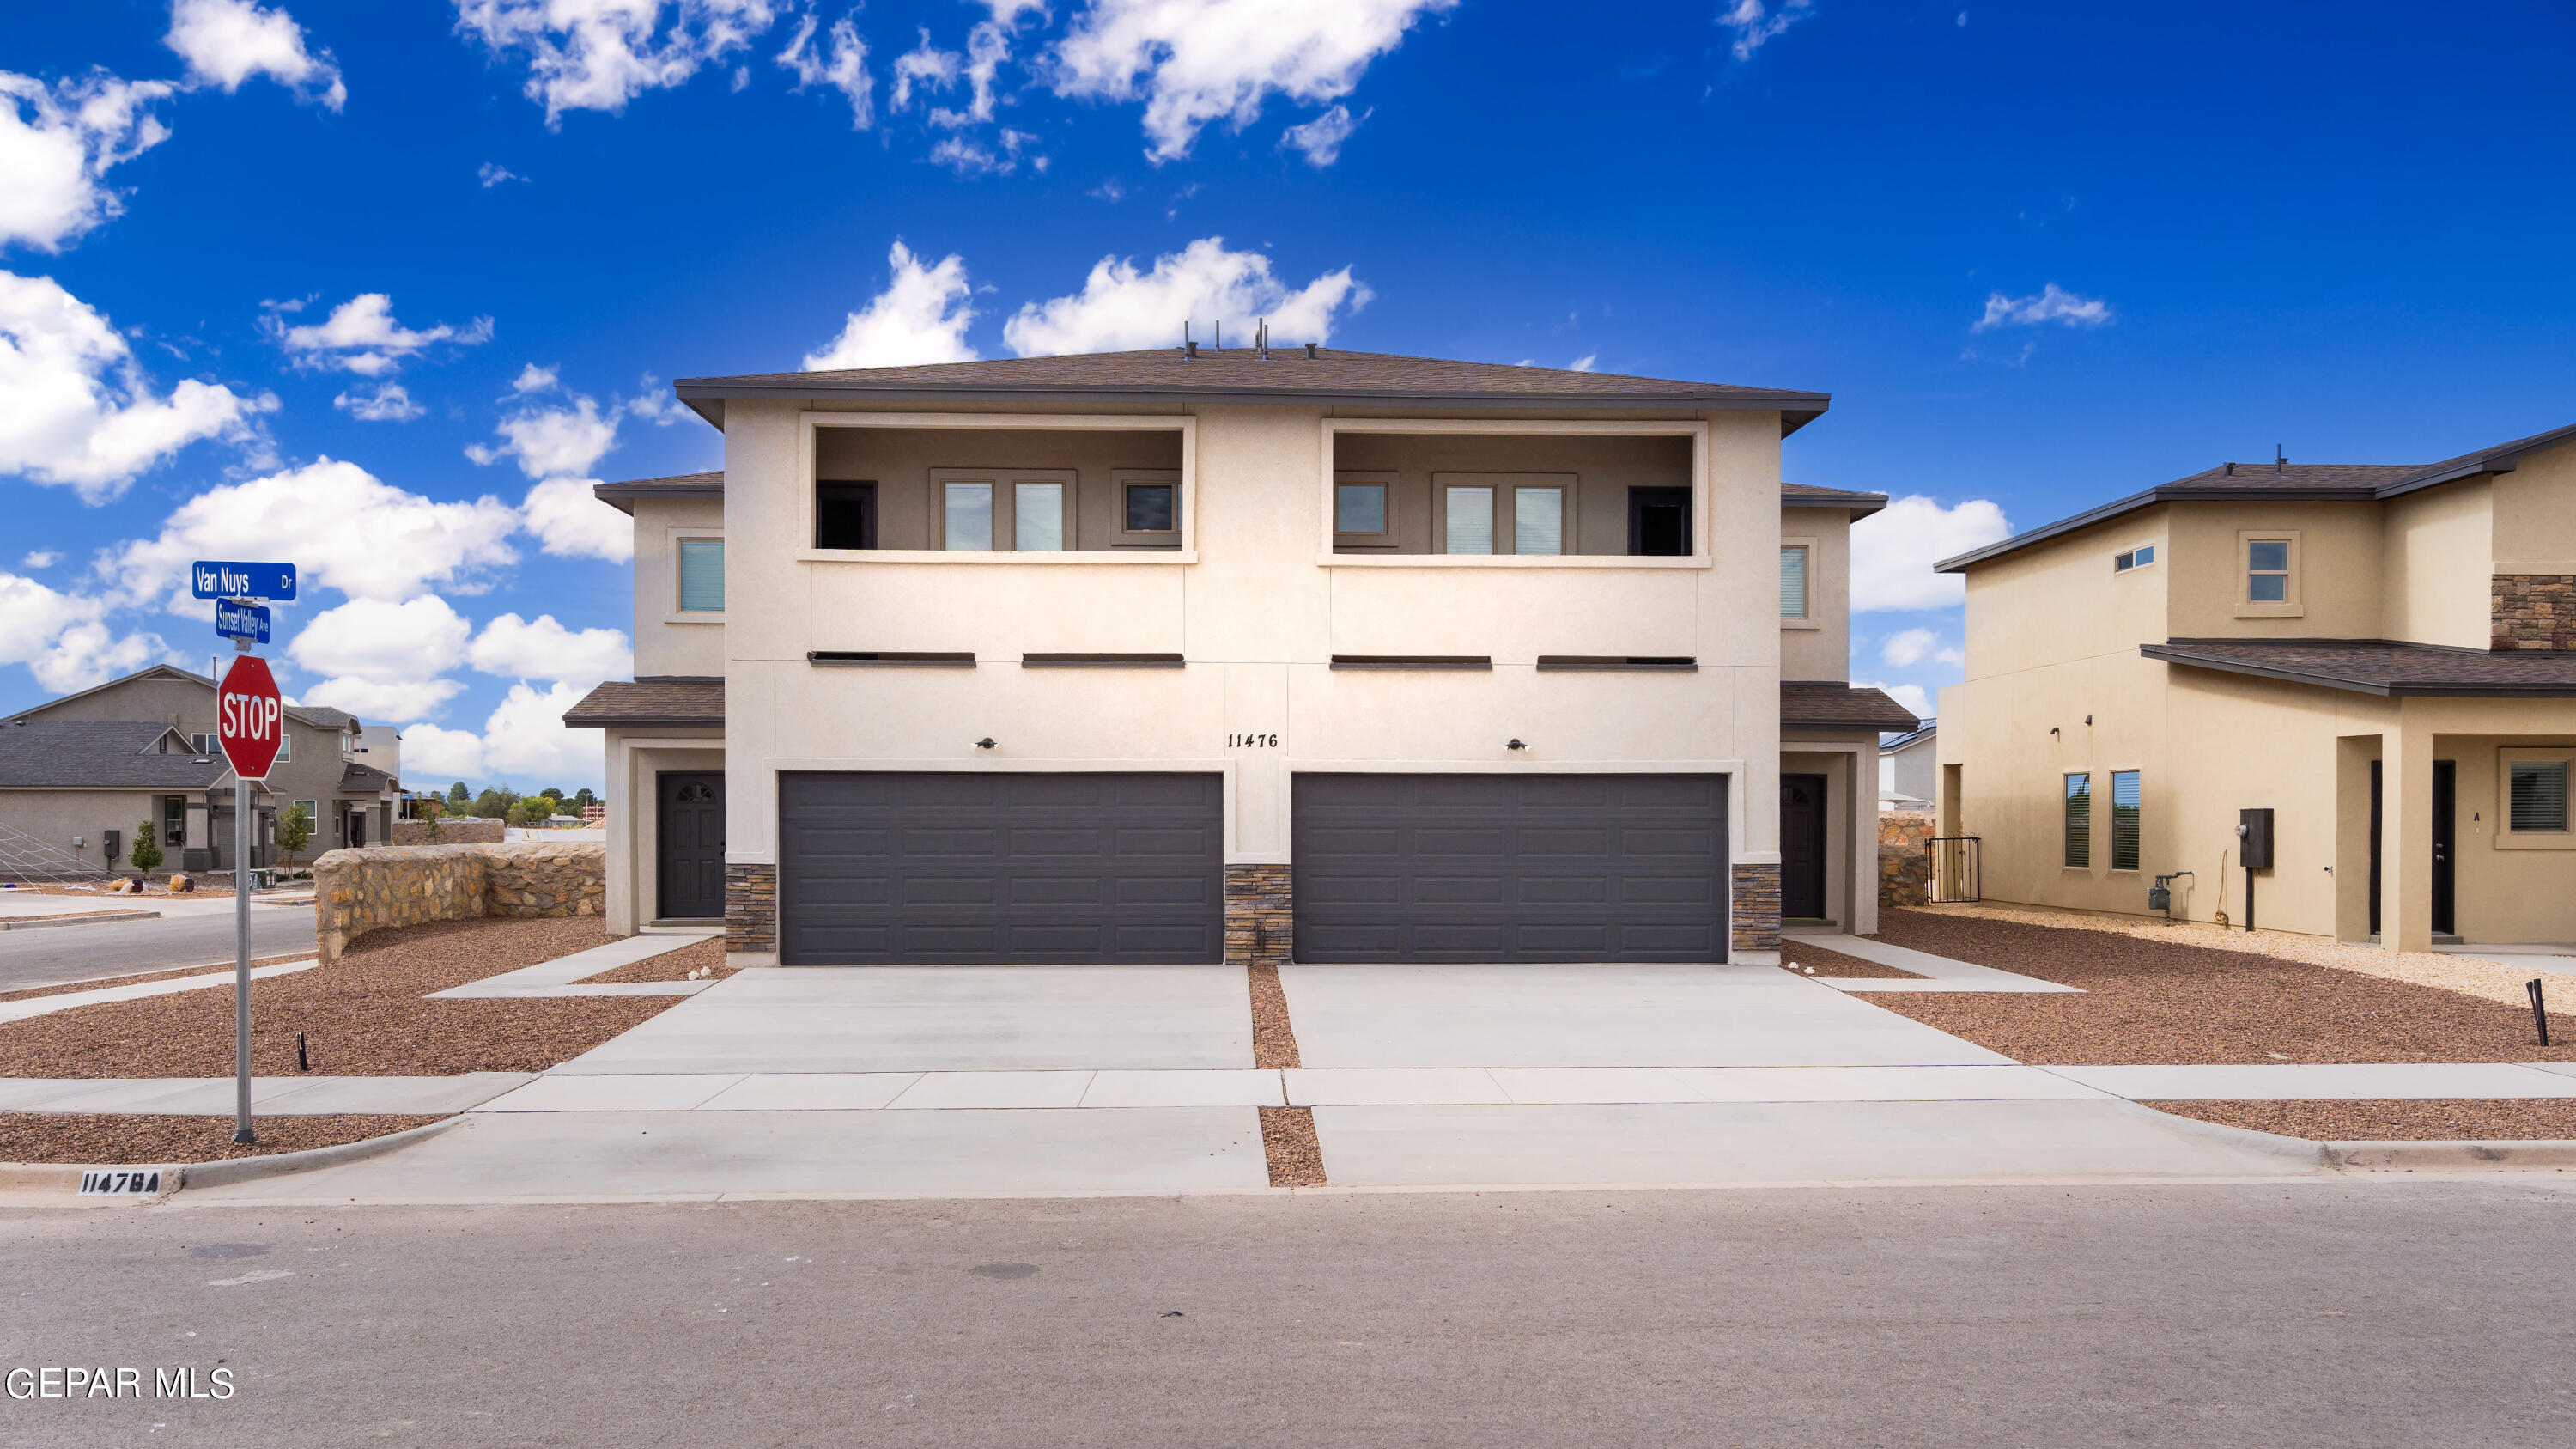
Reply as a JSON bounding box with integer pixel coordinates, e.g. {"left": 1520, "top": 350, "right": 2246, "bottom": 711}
{"left": 217, "top": 654, "right": 284, "bottom": 781}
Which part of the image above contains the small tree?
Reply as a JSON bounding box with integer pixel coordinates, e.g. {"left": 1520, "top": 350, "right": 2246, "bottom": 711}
{"left": 571, "top": 787, "right": 600, "bottom": 813}
{"left": 471, "top": 787, "right": 516, "bottom": 819}
{"left": 447, "top": 781, "right": 471, "bottom": 807}
{"left": 129, "top": 819, "right": 163, "bottom": 875}
{"left": 416, "top": 797, "right": 444, "bottom": 843}
{"left": 505, "top": 797, "right": 544, "bottom": 828}
{"left": 276, "top": 801, "right": 314, "bottom": 866}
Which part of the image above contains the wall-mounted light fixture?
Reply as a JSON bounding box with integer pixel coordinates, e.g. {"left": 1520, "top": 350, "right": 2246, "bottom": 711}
{"left": 975, "top": 738, "right": 995, "bottom": 751}
{"left": 1505, "top": 739, "right": 1528, "bottom": 752}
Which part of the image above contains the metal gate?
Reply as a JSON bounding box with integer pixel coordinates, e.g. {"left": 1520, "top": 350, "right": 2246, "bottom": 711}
{"left": 1927, "top": 836, "right": 1981, "bottom": 903}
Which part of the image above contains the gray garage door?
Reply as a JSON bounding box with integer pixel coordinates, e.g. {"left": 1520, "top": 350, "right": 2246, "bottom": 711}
{"left": 1291, "top": 773, "right": 1728, "bottom": 963}
{"left": 777, "top": 772, "right": 1224, "bottom": 965}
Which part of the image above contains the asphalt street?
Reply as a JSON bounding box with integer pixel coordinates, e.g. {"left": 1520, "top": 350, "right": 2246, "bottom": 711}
{"left": 0, "top": 905, "right": 315, "bottom": 993}
{"left": 5, "top": 1178, "right": 2572, "bottom": 1446}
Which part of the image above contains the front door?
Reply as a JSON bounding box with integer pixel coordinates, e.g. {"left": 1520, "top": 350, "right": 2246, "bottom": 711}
{"left": 1780, "top": 775, "right": 1828, "bottom": 921}
{"left": 658, "top": 772, "right": 726, "bottom": 920}
{"left": 2432, "top": 759, "right": 2456, "bottom": 937}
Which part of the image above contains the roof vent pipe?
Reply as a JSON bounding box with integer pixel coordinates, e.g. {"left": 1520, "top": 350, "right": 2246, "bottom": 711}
{"left": 2275, "top": 445, "right": 2287, "bottom": 475}
{"left": 1306, "top": 342, "right": 1318, "bottom": 359}
{"left": 2224, "top": 461, "right": 2235, "bottom": 476}
{"left": 1182, "top": 322, "right": 1195, "bottom": 361}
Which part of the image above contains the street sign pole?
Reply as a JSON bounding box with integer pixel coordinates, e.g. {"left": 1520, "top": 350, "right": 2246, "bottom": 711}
{"left": 199, "top": 563, "right": 293, "bottom": 1147}
{"left": 234, "top": 717, "right": 252, "bottom": 1143}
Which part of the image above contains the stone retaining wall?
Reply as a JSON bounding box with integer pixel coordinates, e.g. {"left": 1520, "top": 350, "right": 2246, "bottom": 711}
{"left": 312, "top": 843, "right": 604, "bottom": 962}
{"left": 388, "top": 816, "right": 506, "bottom": 845}
{"left": 1880, "top": 809, "right": 1934, "bottom": 907}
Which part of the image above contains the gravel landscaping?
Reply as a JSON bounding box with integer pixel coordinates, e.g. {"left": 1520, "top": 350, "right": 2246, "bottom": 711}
{"left": 0, "top": 916, "right": 678, "bottom": 1078}
{"left": 1260, "top": 1106, "right": 1327, "bottom": 1186}
{"left": 1868, "top": 908, "right": 2576, "bottom": 1065}
{"left": 1779, "top": 942, "right": 1923, "bottom": 979}
{"left": 2157, "top": 1099, "right": 2576, "bottom": 1142}
{"left": 574, "top": 937, "right": 731, "bottom": 984}
{"left": 1248, "top": 962, "right": 1301, "bottom": 1069}
{"left": 0, "top": 1112, "right": 444, "bottom": 1164}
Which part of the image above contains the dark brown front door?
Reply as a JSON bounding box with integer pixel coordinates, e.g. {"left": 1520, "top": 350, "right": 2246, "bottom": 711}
{"left": 658, "top": 772, "right": 726, "bottom": 920}
{"left": 1780, "top": 775, "right": 1828, "bottom": 920}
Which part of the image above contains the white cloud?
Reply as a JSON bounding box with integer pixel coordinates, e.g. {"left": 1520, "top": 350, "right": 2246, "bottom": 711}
{"left": 0, "top": 271, "right": 273, "bottom": 502}
{"left": 1049, "top": 0, "right": 1455, "bottom": 162}
{"left": 1857, "top": 679, "right": 1932, "bottom": 720}
{"left": 1973, "top": 283, "right": 2113, "bottom": 332}
{"left": 287, "top": 594, "right": 471, "bottom": 717}
{"left": 269, "top": 293, "right": 493, "bottom": 374}
{"left": 454, "top": 0, "right": 783, "bottom": 125}
{"left": 477, "top": 161, "right": 524, "bottom": 186}
{"left": 398, "top": 720, "right": 486, "bottom": 779}
{"left": 933, "top": 17, "right": 1015, "bottom": 130}
{"left": 333, "top": 381, "right": 425, "bottom": 422}
{"left": 928, "top": 127, "right": 1042, "bottom": 176}
{"left": 1279, "top": 104, "right": 1364, "bottom": 167}
{"left": 166, "top": 0, "right": 347, "bottom": 110}
{"left": 519, "top": 476, "right": 632, "bottom": 563}
{"left": 106, "top": 457, "right": 522, "bottom": 608}
{"left": 0, "top": 70, "right": 175, "bottom": 253}
{"left": 477, "top": 680, "right": 603, "bottom": 780}
{"left": 0, "top": 570, "right": 174, "bottom": 692}
{"left": 1002, "top": 237, "right": 1369, "bottom": 356}
{"left": 468, "top": 612, "right": 632, "bottom": 689}
{"left": 1849, "top": 495, "right": 2013, "bottom": 612}
{"left": 508, "top": 362, "right": 557, "bottom": 394}
{"left": 805, "top": 241, "right": 978, "bottom": 369}
{"left": 775, "top": 9, "right": 872, "bottom": 128}
{"left": 890, "top": 28, "right": 963, "bottom": 112}
{"left": 1879, "top": 627, "right": 1938, "bottom": 668}
{"left": 1720, "top": 0, "right": 1814, "bottom": 62}
{"left": 21, "top": 551, "right": 59, "bottom": 569}
{"left": 467, "top": 392, "right": 617, "bottom": 478}
{"left": 1569, "top": 353, "right": 1598, "bottom": 372}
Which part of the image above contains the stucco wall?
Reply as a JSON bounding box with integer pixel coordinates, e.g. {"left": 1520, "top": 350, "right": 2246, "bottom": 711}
{"left": 0, "top": 789, "right": 161, "bottom": 876}
{"left": 311, "top": 842, "right": 604, "bottom": 961}
{"left": 2381, "top": 480, "right": 2493, "bottom": 648}
{"left": 2491, "top": 440, "right": 2576, "bottom": 575}
{"left": 631, "top": 494, "right": 728, "bottom": 679}
{"left": 1780, "top": 504, "right": 1851, "bottom": 682}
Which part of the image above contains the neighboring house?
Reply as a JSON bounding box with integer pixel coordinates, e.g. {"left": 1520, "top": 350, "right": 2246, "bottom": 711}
{"left": 0, "top": 721, "right": 236, "bottom": 875}
{"left": 569, "top": 350, "right": 1916, "bottom": 964}
{"left": 5, "top": 665, "right": 405, "bottom": 867}
{"left": 1935, "top": 423, "right": 2576, "bottom": 951}
{"left": 1880, "top": 721, "right": 1935, "bottom": 810}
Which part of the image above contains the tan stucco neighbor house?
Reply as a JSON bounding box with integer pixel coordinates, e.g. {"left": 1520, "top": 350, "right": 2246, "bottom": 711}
{"left": 1935, "top": 423, "right": 2576, "bottom": 953}
{"left": 567, "top": 349, "right": 1915, "bottom": 967}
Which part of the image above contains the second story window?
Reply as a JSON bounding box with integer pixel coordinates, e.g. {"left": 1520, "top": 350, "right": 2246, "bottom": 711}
{"left": 935, "top": 469, "right": 1076, "bottom": 551}
{"left": 678, "top": 539, "right": 725, "bottom": 612}
{"left": 2247, "top": 539, "right": 2290, "bottom": 601}
{"left": 1437, "top": 474, "right": 1574, "bottom": 556}
{"left": 2114, "top": 544, "right": 2155, "bottom": 571}
{"left": 1779, "top": 545, "right": 1810, "bottom": 619}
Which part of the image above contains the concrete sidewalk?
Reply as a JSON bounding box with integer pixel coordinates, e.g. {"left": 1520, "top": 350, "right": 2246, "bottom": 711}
{"left": 0, "top": 1072, "right": 531, "bottom": 1115}
{"left": 426, "top": 934, "right": 709, "bottom": 999}
{"left": 1783, "top": 931, "right": 2084, "bottom": 993}
{"left": 0, "top": 957, "right": 316, "bottom": 1026}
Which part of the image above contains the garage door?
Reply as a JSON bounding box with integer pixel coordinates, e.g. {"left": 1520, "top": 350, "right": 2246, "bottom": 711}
{"left": 1291, "top": 773, "right": 1728, "bottom": 963}
{"left": 777, "top": 772, "right": 1224, "bottom": 965}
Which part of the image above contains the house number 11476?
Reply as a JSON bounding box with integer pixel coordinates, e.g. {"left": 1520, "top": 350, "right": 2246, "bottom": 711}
{"left": 1227, "top": 734, "right": 1279, "bottom": 748}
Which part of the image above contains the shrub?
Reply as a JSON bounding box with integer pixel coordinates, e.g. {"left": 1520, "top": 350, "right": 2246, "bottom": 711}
{"left": 276, "top": 802, "right": 314, "bottom": 865}
{"left": 129, "top": 820, "right": 163, "bottom": 875}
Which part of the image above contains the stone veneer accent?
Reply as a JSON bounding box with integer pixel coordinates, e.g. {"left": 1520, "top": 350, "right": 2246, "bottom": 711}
{"left": 1731, "top": 862, "right": 1782, "bottom": 953}
{"left": 1879, "top": 810, "right": 1934, "bottom": 908}
{"left": 312, "top": 843, "right": 603, "bottom": 963}
{"left": 388, "top": 816, "right": 506, "bottom": 846}
{"left": 2492, "top": 575, "right": 2576, "bottom": 651}
{"left": 726, "top": 862, "right": 778, "bottom": 955}
{"left": 1225, "top": 864, "right": 1293, "bottom": 968}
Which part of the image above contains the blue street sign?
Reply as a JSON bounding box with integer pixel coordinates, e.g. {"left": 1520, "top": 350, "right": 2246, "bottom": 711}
{"left": 215, "top": 600, "right": 272, "bottom": 644}
{"left": 190, "top": 561, "right": 297, "bottom": 601}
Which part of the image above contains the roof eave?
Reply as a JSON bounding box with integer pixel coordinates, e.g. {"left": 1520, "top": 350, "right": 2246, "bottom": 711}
{"left": 1784, "top": 492, "right": 1889, "bottom": 521}
{"left": 1939, "top": 486, "right": 2379, "bottom": 573}
{"left": 2140, "top": 644, "right": 2576, "bottom": 698}
{"left": 562, "top": 715, "right": 725, "bottom": 731}
{"left": 674, "top": 379, "right": 1829, "bottom": 430}
{"left": 592, "top": 479, "right": 725, "bottom": 516}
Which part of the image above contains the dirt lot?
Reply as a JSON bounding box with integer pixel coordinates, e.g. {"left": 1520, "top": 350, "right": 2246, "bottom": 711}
{"left": 0, "top": 1112, "right": 445, "bottom": 1164}
{"left": 2158, "top": 1099, "right": 2576, "bottom": 1142}
{"left": 1868, "top": 908, "right": 2576, "bottom": 1065}
{"left": 575, "top": 936, "right": 730, "bottom": 983}
{"left": 1779, "top": 941, "right": 1923, "bottom": 979}
{"left": 0, "top": 916, "right": 679, "bottom": 1077}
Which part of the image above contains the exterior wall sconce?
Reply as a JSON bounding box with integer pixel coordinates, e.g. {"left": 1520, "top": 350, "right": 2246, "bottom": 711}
{"left": 975, "top": 738, "right": 995, "bottom": 750}
{"left": 1505, "top": 739, "right": 1528, "bottom": 751}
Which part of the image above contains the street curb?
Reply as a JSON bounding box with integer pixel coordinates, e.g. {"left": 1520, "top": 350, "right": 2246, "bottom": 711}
{"left": 175, "top": 1114, "right": 468, "bottom": 1191}
{"left": 0, "top": 910, "right": 161, "bottom": 932}
{"left": 2324, "top": 1138, "right": 2576, "bottom": 1171}
{"left": 2121, "top": 1101, "right": 2331, "bottom": 1166}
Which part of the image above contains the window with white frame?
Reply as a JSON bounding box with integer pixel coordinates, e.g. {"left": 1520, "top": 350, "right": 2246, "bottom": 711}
{"left": 933, "top": 469, "right": 1076, "bottom": 551}
{"left": 2508, "top": 757, "right": 2570, "bottom": 834}
{"left": 2113, "top": 544, "right": 2156, "bottom": 572}
{"left": 1780, "top": 545, "right": 1811, "bottom": 619}
{"left": 1433, "top": 473, "right": 1574, "bottom": 556}
{"left": 677, "top": 539, "right": 725, "bottom": 612}
{"left": 2239, "top": 531, "right": 2300, "bottom": 612}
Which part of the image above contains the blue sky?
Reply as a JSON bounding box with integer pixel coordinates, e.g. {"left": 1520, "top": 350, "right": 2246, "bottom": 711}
{"left": 5, "top": 1, "right": 2573, "bottom": 790}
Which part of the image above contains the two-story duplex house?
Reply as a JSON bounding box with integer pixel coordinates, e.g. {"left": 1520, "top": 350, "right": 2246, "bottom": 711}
{"left": 1935, "top": 423, "right": 2576, "bottom": 952}
{"left": 568, "top": 350, "right": 1915, "bottom": 967}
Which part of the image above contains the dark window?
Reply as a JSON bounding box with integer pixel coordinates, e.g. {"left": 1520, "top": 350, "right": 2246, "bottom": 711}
{"left": 1125, "top": 483, "right": 1176, "bottom": 533}
{"left": 816, "top": 480, "right": 878, "bottom": 549}
{"left": 1628, "top": 487, "right": 1690, "bottom": 557}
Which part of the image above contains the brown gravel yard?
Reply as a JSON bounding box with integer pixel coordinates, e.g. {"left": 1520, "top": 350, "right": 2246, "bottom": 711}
{"left": 0, "top": 916, "right": 676, "bottom": 1078}
{"left": 1778, "top": 942, "right": 1923, "bottom": 979}
{"left": 1868, "top": 908, "right": 2576, "bottom": 1065}
{"left": 0, "top": 1112, "right": 444, "bottom": 1164}
{"left": 2158, "top": 1099, "right": 2576, "bottom": 1142}
{"left": 574, "top": 936, "right": 731, "bottom": 984}
{"left": 1259, "top": 1107, "right": 1326, "bottom": 1187}
{"left": 1248, "top": 962, "right": 1301, "bottom": 1069}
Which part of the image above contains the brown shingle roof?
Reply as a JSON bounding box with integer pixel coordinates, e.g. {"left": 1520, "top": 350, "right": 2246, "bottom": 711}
{"left": 2142, "top": 639, "right": 2576, "bottom": 697}
{"left": 672, "top": 349, "right": 1829, "bottom": 432}
{"left": 562, "top": 679, "right": 725, "bottom": 729}
{"left": 593, "top": 471, "right": 723, "bottom": 515}
{"left": 1783, "top": 683, "right": 1922, "bottom": 730}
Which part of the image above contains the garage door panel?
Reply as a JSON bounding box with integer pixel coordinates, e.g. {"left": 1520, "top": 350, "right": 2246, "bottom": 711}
{"left": 1293, "top": 772, "right": 1727, "bottom": 964}
{"left": 779, "top": 772, "right": 1224, "bottom": 965}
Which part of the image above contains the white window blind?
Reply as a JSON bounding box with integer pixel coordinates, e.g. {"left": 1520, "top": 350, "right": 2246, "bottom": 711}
{"left": 1780, "top": 546, "right": 1808, "bottom": 618}
{"left": 1513, "top": 486, "right": 1564, "bottom": 556}
{"left": 1014, "top": 482, "right": 1065, "bottom": 551}
{"left": 2063, "top": 774, "right": 2092, "bottom": 868}
{"left": 1444, "top": 486, "right": 1493, "bottom": 554}
{"left": 2510, "top": 761, "right": 2569, "bottom": 832}
{"left": 2111, "top": 770, "right": 2140, "bottom": 871}
{"left": 944, "top": 483, "right": 993, "bottom": 551}
{"left": 677, "top": 539, "right": 725, "bottom": 612}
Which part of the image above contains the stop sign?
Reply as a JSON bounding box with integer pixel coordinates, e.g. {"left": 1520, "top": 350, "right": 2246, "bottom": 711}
{"left": 217, "top": 654, "right": 284, "bottom": 781}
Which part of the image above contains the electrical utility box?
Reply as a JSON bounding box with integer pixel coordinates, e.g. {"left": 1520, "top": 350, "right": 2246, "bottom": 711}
{"left": 2238, "top": 808, "right": 2275, "bottom": 869}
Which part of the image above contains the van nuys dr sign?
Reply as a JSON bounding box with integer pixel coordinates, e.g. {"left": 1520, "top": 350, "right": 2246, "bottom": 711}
{"left": 216, "top": 655, "right": 283, "bottom": 781}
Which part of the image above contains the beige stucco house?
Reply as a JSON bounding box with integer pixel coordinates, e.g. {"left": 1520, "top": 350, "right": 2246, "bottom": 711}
{"left": 568, "top": 349, "right": 1914, "bottom": 966}
{"left": 1935, "top": 423, "right": 2576, "bottom": 951}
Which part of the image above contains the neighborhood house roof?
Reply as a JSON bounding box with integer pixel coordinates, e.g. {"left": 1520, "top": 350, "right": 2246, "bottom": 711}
{"left": 0, "top": 721, "right": 231, "bottom": 789}
{"left": 1936, "top": 419, "right": 2576, "bottom": 573}
{"left": 593, "top": 470, "right": 723, "bottom": 515}
{"left": 562, "top": 678, "right": 726, "bottom": 729}
{"left": 1783, "top": 683, "right": 1922, "bottom": 731}
{"left": 2, "top": 665, "right": 368, "bottom": 735}
{"left": 2141, "top": 639, "right": 2576, "bottom": 697}
{"left": 670, "top": 350, "right": 1832, "bottom": 434}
